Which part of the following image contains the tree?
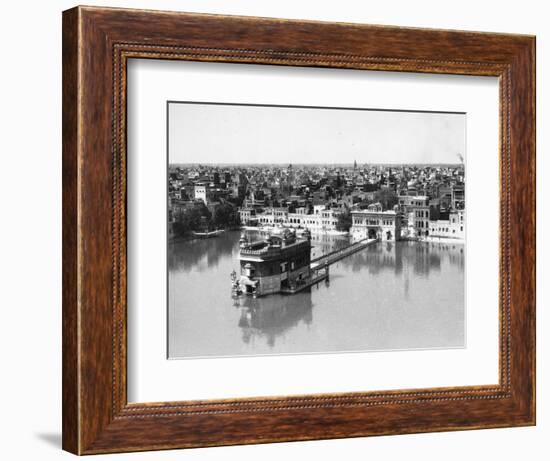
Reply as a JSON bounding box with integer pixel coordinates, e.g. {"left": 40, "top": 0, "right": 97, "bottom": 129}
{"left": 173, "top": 204, "right": 212, "bottom": 236}
{"left": 336, "top": 208, "right": 353, "bottom": 232}
{"left": 374, "top": 188, "right": 398, "bottom": 210}
{"left": 211, "top": 202, "right": 240, "bottom": 229}
{"left": 173, "top": 208, "right": 200, "bottom": 236}
{"left": 197, "top": 203, "right": 212, "bottom": 224}
{"left": 173, "top": 218, "right": 189, "bottom": 237}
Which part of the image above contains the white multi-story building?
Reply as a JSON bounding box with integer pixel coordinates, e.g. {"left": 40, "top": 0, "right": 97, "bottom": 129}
{"left": 256, "top": 207, "right": 289, "bottom": 225}
{"left": 429, "top": 210, "right": 465, "bottom": 239}
{"left": 287, "top": 208, "right": 340, "bottom": 232}
{"left": 398, "top": 195, "right": 430, "bottom": 238}
{"left": 350, "top": 203, "right": 401, "bottom": 241}
{"left": 194, "top": 183, "right": 209, "bottom": 205}
{"left": 407, "top": 207, "right": 430, "bottom": 238}
{"left": 256, "top": 206, "right": 341, "bottom": 233}
{"left": 238, "top": 208, "right": 257, "bottom": 226}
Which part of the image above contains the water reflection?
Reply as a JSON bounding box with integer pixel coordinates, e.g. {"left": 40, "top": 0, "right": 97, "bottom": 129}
{"left": 235, "top": 292, "right": 314, "bottom": 348}
{"left": 168, "top": 234, "right": 236, "bottom": 272}
{"left": 168, "top": 231, "right": 465, "bottom": 358}
{"left": 340, "top": 241, "right": 463, "bottom": 276}
{"left": 310, "top": 233, "right": 353, "bottom": 260}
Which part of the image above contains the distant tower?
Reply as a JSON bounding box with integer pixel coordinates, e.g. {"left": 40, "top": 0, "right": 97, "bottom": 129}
{"left": 287, "top": 163, "right": 294, "bottom": 184}
{"left": 354, "top": 159, "right": 357, "bottom": 170}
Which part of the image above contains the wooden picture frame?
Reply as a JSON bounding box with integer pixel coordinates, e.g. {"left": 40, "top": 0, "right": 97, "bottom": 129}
{"left": 62, "top": 5, "right": 535, "bottom": 455}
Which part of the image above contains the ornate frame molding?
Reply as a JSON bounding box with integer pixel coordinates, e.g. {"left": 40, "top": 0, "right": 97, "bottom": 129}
{"left": 63, "top": 6, "right": 535, "bottom": 454}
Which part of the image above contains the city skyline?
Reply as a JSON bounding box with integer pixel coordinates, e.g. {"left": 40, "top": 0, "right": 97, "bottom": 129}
{"left": 168, "top": 102, "right": 466, "bottom": 165}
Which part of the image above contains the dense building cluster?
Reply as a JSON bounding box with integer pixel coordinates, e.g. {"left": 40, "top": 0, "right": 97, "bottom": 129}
{"left": 168, "top": 162, "right": 465, "bottom": 241}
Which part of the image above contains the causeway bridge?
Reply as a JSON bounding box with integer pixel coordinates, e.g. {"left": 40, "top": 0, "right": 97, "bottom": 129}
{"left": 279, "top": 237, "right": 376, "bottom": 295}
{"left": 310, "top": 237, "right": 377, "bottom": 269}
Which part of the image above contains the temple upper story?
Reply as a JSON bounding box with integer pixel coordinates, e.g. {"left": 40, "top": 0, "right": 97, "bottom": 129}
{"left": 239, "top": 228, "right": 311, "bottom": 260}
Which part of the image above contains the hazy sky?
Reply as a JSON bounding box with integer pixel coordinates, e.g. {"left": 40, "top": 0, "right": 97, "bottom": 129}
{"left": 168, "top": 102, "right": 465, "bottom": 165}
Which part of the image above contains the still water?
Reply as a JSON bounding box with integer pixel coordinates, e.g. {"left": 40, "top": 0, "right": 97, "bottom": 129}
{"left": 168, "top": 231, "right": 465, "bottom": 358}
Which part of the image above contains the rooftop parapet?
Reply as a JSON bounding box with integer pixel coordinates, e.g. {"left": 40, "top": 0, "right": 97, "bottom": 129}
{"left": 239, "top": 228, "right": 310, "bottom": 259}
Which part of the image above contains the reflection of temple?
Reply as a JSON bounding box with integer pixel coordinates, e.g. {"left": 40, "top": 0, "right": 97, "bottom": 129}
{"left": 234, "top": 291, "right": 314, "bottom": 348}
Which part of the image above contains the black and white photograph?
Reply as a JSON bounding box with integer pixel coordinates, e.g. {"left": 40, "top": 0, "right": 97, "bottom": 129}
{"left": 167, "top": 102, "right": 466, "bottom": 359}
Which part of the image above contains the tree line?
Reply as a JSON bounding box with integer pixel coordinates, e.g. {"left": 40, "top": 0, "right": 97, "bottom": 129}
{"left": 173, "top": 202, "right": 240, "bottom": 237}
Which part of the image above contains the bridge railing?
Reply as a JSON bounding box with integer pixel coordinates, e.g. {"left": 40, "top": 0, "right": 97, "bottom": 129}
{"left": 310, "top": 237, "right": 373, "bottom": 264}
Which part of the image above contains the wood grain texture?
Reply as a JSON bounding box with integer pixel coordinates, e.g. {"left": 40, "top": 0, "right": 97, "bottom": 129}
{"left": 62, "top": 7, "right": 79, "bottom": 454}
{"left": 62, "top": 5, "right": 536, "bottom": 455}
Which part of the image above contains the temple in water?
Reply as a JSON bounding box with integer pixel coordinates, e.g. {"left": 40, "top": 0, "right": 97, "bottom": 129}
{"left": 236, "top": 228, "right": 313, "bottom": 297}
